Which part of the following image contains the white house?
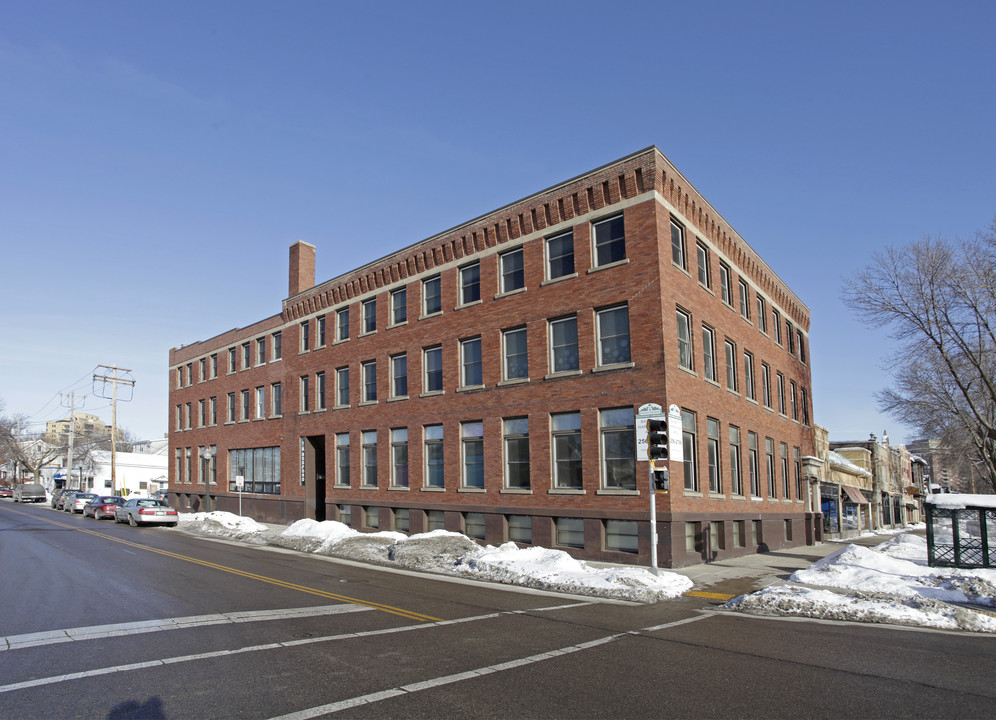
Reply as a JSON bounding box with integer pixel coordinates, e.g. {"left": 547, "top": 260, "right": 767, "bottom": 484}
{"left": 88, "top": 450, "right": 168, "bottom": 497}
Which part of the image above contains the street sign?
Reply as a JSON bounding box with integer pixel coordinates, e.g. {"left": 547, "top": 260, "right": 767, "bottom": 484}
{"left": 235, "top": 475, "right": 245, "bottom": 489}
{"left": 667, "top": 404, "right": 683, "bottom": 463}
{"left": 636, "top": 403, "right": 666, "bottom": 462}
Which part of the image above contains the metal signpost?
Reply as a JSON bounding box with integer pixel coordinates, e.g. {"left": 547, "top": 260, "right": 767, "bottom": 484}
{"left": 235, "top": 474, "right": 244, "bottom": 516}
{"left": 637, "top": 403, "right": 668, "bottom": 575}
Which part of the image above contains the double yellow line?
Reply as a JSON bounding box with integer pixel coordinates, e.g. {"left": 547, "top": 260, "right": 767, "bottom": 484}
{"left": 9, "top": 507, "right": 441, "bottom": 623}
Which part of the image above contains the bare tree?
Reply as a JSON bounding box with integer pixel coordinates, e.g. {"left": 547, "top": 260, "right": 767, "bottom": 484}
{"left": 843, "top": 221, "right": 996, "bottom": 493}
{"left": 0, "top": 413, "right": 64, "bottom": 484}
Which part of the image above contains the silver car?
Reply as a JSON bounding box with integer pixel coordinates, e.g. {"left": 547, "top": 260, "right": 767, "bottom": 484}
{"left": 65, "top": 492, "right": 98, "bottom": 513}
{"left": 114, "top": 498, "right": 179, "bottom": 527}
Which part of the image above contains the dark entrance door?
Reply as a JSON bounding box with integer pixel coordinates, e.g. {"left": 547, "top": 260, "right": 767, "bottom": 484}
{"left": 303, "top": 435, "right": 326, "bottom": 522}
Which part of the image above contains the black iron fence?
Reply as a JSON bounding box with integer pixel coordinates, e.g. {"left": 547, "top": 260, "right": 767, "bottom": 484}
{"left": 926, "top": 503, "right": 995, "bottom": 568}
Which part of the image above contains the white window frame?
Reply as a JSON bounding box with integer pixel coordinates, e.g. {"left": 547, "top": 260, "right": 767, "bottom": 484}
{"left": 596, "top": 305, "right": 630, "bottom": 367}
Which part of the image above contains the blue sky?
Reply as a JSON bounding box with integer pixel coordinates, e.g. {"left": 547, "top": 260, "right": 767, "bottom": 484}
{"left": 1, "top": 0, "right": 994, "bottom": 444}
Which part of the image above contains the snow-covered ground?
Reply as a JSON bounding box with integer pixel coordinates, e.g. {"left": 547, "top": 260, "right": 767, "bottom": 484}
{"left": 176, "top": 512, "right": 693, "bottom": 603}
{"left": 726, "top": 533, "right": 996, "bottom": 633}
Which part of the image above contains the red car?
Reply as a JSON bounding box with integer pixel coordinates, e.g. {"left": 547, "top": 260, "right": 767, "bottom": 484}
{"left": 83, "top": 495, "right": 125, "bottom": 520}
{"left": 0, "top": 486, "right": 13, "bottom": 498}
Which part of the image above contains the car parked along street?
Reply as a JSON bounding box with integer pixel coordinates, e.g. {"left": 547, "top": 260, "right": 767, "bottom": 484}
{"left": 83, "top": 496, "right": 125, "bottom": 520}
{"left": 114, "top": 498, "right": 179, "bottom": 527}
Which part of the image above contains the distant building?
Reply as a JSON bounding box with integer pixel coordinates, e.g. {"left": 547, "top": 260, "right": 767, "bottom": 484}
{"left": 44, "top": 412, "right": 125, "bottom": 446}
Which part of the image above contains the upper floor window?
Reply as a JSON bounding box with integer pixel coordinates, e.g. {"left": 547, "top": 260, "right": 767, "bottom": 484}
{"left": 210, "top": 353, "right": 218, "bottom": 378}
{"left": 423, "top": 346, "right": 443, "bottom": 393}
{"left": 776, "top": 372, "right": 786, "bottom": 415}
{"left": 502, "top": 327, "right": 528, "bottom": 381}
{"left": 423, "top": 276, "right": 442, "bottom": 316}
{"left": 461, "top": 421, "right": 484, "bottom": 489}
{"left": 337, "top": 308, "right": 350, "bottom": 341}
{"left": 761, "top": 362, "right": 772, "bottom": 408}
{"left": 601, "top": 407, "right": 635, "bottom": 490}
{"left": 460, "top": 262, "right": 481, "bottom": 305}
{"left": 772, "top": 309, "right": 782, "bottom": 344}
{"left": 391, "top": 288, "right": 407, "bottom": 326}
{"left": 242, "top": 342, "right": 251, "bottom": 370}
{"left": 228, "top": 348, "right": 237, "bottom": 373}
{"left": 362, "top": 360, "right": 377, "bottom": 403}
{"left": 546, "top": 230, "right": 574, "bottom": 280}
{"left": 271, "top": 382, "right": 282, "bottom": 416}
{"left": 549, "top": 316, "right": 579, "bottom": 373}
{"left": 786, "top": 321, "right": 796, "bottom": 356}
{"left": 300, "top": 375, "right": 310, "bottom": 413}
{"left": 593, "top": 214, "right": 625, "bottom": 266}
{"left": 503, "top": 417, "right": 530, "bottom": 490}
{"left": 257, "top": 337, "right": 267, "bottom": 365}
{"left": 670, "top": 218, "right": 686, "bottom": 270}
{"left": 702, "top": 325, "right": 717, "bottom": 382}
{"left": 696, "top": 241, "right": 711, "bottom": 287}
{"left": 797, "top": 330, "right": 807, "bottom": 364}
{"left": 198, "top": 358, "right": 206, "bottom": 382}
{"left": 682, "top": 409, "right": 698, "bottom": 492}
{"left": 596, "top": 305, "right": 630, "bottom": 366}
{"left": 424, "top": 425, "right": 444, "bottom": 488}
{"left": 362, "top": 299, "right": 377, "bottom": 334}
{"left": 676, "top": 309, "right": 693, "bottom": 371}
{"left": 316, "top": 371, "right": 326, "bottom": 411}
{"left": 316, "top": 316, "right": 326, "bottom": 347}
{"left": 336, "top": 367, "right": 349, "bottom": 407}
{"left": 391, "top": 354, "right": 408, "bottom": 398}
{"left": 707, "top": 418, "right": 721, "bottom": 494}
{"left": 725, "top": 339, "right": 738, "bottom": 391}
{"left": 272, "top": 331, "right": 282, "bottom": 360}
{"left": 756, "top": 296, "right": 767, "bottom": 333}
{"left": 738, "top": 279, "right": 750, "bottom": 320}
{"left": 460, "top": 337, "right": 483, "bottom": 388}
{"left": 719, "top": 262, "right": 732, "bottom": 306}
{"left": 300, "top": 321, "right": 310, "bottom": 352}
{"left": 551, "top": 411, "right": 582, "bottom": 489}
{"left": 744, "top": 351, "right": 756, "bottom": 401}
{"left": 500, "top": 248, "right": 525, "bottom": 293}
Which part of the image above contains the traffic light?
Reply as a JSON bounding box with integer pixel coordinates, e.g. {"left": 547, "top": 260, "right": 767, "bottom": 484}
{"left": 647, "top": 418, "right": 668, "bottom": 460}
{"left": 653, "top": 468, "right": 670, "bottom": 492}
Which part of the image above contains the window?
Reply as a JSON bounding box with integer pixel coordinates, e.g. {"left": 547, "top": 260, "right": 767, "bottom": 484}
{"left": 508, "top": 515, "right": 532, "bottom": 543}
{"left": 790, "top": 381, "right": 799, "bottom": 420}
{"left": 391, "top": 354, "right": 408, "bottom": 398}
{"left": 546, "top": 230, "right": 574, "bottom": 280}
{"left": 777, "top": 372, "right": 786, "bottom": 415}
{"left": 316, "top": 316, "right": 326, "bottom": 347}
{"left": 395, "top": 508, "right": 410, "bottom": 533}
{"left": 772, "top": 309, "right": 782, "bottom": 344}
{"left": 337, "top": 308, "right": 350, "bottom": 341}
{"left": 241, "top": 390, "right": 250, "bottom": 421}
{"left": 719, "top": 262, "right": 732, "bottom": 305}
{"left": 362, "top": 299, "right": 376, "bottom": 334}
{"left": 197, "top": 399, "right": 205, "bottom": 428}
{"left": 766, "top": 437, "right": 775, "bottom": 497}
{"left": 184, "top": 402, "right": 191, "bottom": 429}
{"left": 339, "top": 505, "right": 351, "bottom": 527}
{"left": 682, "top": 409, "right": 698, "bottom": 492}
{"left": 300, "top": 321, "right": 310, "bottom": 352}
{"left": 423, "top": 276, "right": 441, "bottom": 316}
{"left": 738, "top": 279, "right": 750, "bottom": 320}
{"left": 257, "top": 337, "right": 266, "bottom": 365}
{"left": 552, "top": 412, "right": 582, "bottom": 489}
{"left": 316, "top": 372, "right": 326, "bottom": 411}
{"left": 702, "top": 325, "right": 717, "bottom": 382}
{"left": 364, "top": 507, "right": 379, "bottom": 529}
{"left": 725, "top": 339, "right": 737, "bottom": 391}
{"left": 210, "top": 354, "right": 218, "bottom": 378}
{"left": 242, "top": 342, "right": 251, "bottom": 370}
{"left": 748, "top": 431, "right": 759, "bottom": 497}
{"left": 391, "top": 428, "right": 408, "bottom": 487}
{"left": 500, "top": 248, "right": 524, "bottom": 293}
{"left": 786, "top": 321, "right": 795, "bottom": 355}
{"left": 299, "top": 376, "right": 310, "bottom": 412}
{"left": 601, "top": 407, "right": 635, "bottom": 490}
{"left": 228, "top": 446, "right": 281, "bottom": 495}
{"left": 199, "top": 358, "right": 206, "bottom": 382}
{"left": 254, "top": 388, "right": 265, "bottom": 420}
{"left": 801, "top": 387, "right": 810, "bottom": 425}
{"left": 593, "top": 214, "right": 625, "bottom": 266}
{"left": 391, "top": 288, "right": 407, "bottom": 325}
{"left": 707, "top": 418, "right": 721, "bottom": 494}
{"left": 761, "top": 363, "right": 772, "bottom": 408}
{"left": 227, "top": 392, "right": 235, "bottom": 423}
{"left": 756, "top": 295, "right": 767, "bottom": 333}
{"left": 176, "top": 368, "right": 182, "bottom": 389}
{"left": 797, "top": 330, "right": 807, "bottom": 364}
{"left": 502, "top": 327, "right": 528, "bottom": 381}
{"left": 605, "top": 519, "right": 638, "bottom": 553}
{"left": 744, "top": 351, "right": 756, "bottom": 400}
{"left": 335, "top": 433, "right": 350, "bottom": 486}
{"left": 460, "top": 262, "right": 480, "bottom": 305}
{"left": 503, "top": 418, "right": 530, "bottom": 489}
{"left": 426, "top": 510, "right": 445, "bottom": 532}
{"left": 271, "top": 382, "right": 282, "bottom": 416}
{"left": 272, "top": 331, "right": 282, "bottom": 360}
{"left": 424, "top": 425, "right": 444, "bottom": 488}
{"left": 670, "top": 218, "right": 686, "bottom": 269}
{"left": 464, "top": 512, "right": 485, "bottom": 540}
{"left": 174, "top": 447, "right": 182, "bottom": 484}
{"left": 730, "top": 425, "right": 743, "bottom": 496}
{"left": 209, "top": 396, "right": 217, "bottom": 426}
{"left": 362, "top": 430, "right": 377, "bottom": 487}
{"left": 556, "top": 517, "right": 584, "bottom": 549}
{"left": 362, "top": 361, "right": 377, "bottom": 403}
{"left": 676, "top": 309, "right": 693, "bottom": 371}
{"left": 596, "top": 305, "right": 630, "bottom": 366}
{"left": 794, "top": 447, "right": 802, "bottom": 500}
{"left": 781, "top": 442, "right": 790, "bottom": 498}
{"left": 336, "top": 367, "right": 349, "bottom": 406}
{"left": 696, "top": 241, "right": 711, "bottom": 287}
{"left": 461, "top": 421, "right": 484, "bottom": 488}
{"left": 423, "top": 346, "right": 443, "bottom": 393}
{"left": 685, "top": 522, "right": 700, "bottom": 554}
{"left": 186, "top": 363, "right": 192, "bottom": 385}
{"left": 228, "top": 348, "right": 237, "bottom": 373}
{"left": 549, "top": 316, "right": 579, "bottom": 373}
{"left": 461, "top": 337, "right": 483, "bottom": 387}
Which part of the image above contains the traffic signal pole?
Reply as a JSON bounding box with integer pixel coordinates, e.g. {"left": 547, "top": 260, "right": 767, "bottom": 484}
{"left": 649, "top": 458, "right": 659, "bottom": 575}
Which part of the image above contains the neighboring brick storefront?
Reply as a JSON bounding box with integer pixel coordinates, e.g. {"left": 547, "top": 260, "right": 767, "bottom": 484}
{"left": 169, "top": 146, "right": 816, "bottom": 567}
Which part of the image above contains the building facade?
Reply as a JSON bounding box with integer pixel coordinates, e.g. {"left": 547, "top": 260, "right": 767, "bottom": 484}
{"left": 168, "top": 147, "right": 816, "bottom": 567}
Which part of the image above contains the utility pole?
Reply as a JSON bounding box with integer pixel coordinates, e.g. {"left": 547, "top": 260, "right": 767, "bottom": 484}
{"left": 60, "top": 391, "right": 86, "bottom": 490}
{"left": 93, "top": 365, "right": 135, "bottom": 494}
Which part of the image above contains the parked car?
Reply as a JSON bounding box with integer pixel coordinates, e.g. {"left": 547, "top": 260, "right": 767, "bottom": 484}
{"left": 64, "top": 492, "right": 97, "bottom": 513}
{"left": 114, "top": 498, "right": 179, "bottom": 527}
{"left": 0, "top": 486, "right": 13, "bottom": 498}
{"left": 83, "top": 495, "right": 125, "bottom": 520}
{"left": 51, "top": 488, "right": 74, "bottom": 509}
{"left": 14, "top": 483, "right": 47, "bottom": 503}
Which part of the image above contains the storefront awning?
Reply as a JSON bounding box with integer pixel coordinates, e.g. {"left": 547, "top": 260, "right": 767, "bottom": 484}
{"left": 843, "top": 486, "right": 869, "bottom": 504}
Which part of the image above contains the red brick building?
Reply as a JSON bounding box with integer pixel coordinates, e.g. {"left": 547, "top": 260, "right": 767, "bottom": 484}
{"left": 168, "top": 146, "right": 816, "bottom": 567}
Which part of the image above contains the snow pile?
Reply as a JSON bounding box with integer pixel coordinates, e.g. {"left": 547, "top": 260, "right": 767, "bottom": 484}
{"left": 175, "top": 514, "right": 692, "bottom": 603}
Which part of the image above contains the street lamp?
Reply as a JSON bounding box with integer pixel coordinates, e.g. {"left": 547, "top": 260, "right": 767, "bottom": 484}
{"left": 201, "top": 447, "right": 216, "bottom": 513}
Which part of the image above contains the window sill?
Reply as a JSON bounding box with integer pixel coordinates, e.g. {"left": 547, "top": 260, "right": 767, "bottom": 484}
{"left": 549, "top": 488, "right": 585, "bottom": 495}
{"left": 387, "top": 396, "right": 409, "bottom": 403}
{"left": 388, "top": 486, "right": 410, "bottom": 492}
{"left": 334, "top": 484, "right": 351, "bottom": 490}
{"left": 745, "top": 397, "right": 759, "bottom": 406}
{"left": 596, "top": 488, "right": 639, "bottom": 496}
{"left": 419, "top": 312, "right": 443, "bottom": 321}
{"left": 587, "top": 258, "right": 630, "bottom": 274}
{"left": 704, "top": 377, "right": 721, "bottom": 389}
{"left": 497, "top": 377, "right": 529, "bottom": 387}
{"left": 334, "top": 404, "right": 351, "bottom": 410}
{"left": 458, "top": 487, "right": 486, "bottom": 493}
{"left": 677, "top": 365, "right": 697, "bottom": 378}
{"left": 671, "top": 262, "right": 691, "bottom": 277}
{"left": 358, "top": 400, "right": 378, "bottom": 407}
{"left": 333, "top": 338, "right": 349, "bottom": 346}
{"left": 420, "top": 487, "right": 445, "bottom": 492}
{"left": 683, "top": 491, "right": 703, "bottom": 498}
{"left": 540, "top": 272, "right": 577, "bottom": 287}
{"left": 730, "top": 494, "right": 746, "bottom": 500}
{"left": 388, "top": 321, "right": 408, "bottom": 329}
{"left": 727, "top": 388, "right": 741, "bottom": 398}
{"left": 454, "top": 299, "right": 482, "bottom": 311}
{"left": 298, "top": 410, "right": 311, "bottom": 417}
{"left": 698, "top": 283, "right": 715, "bottom": 297}
{"left": 708, "top": 493, "right": 726, "bottom": 500}
{"left": 456, "top": 385, "right": 486, "bottom": 393}
{"left": 359, "top": 485, "right": 379, "bottom": 491}
{"left": 419, "top": 391, "right": 445, "bottom": 398}
{"left": 269, "top": 414, "right": 283, "bottom": 420}
{"left": 494, "top": 287, "right": 527, "bottom": 300}
{"left": 749, "top": 496, "right": 764, "bottom": 502}
{"left": 544, "top": 370, "right": 583, "bottom": 381}
{"left": 358, "top": 330, "right": 377, "bottom": 338}
{"left": 500, "top": 488, "right": 532, "bottom": 495}
{"left": 591, "top": 362, "right": 635, "bottom": 374}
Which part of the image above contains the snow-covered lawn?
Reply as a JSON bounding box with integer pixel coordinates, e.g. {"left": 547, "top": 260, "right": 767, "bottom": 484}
{"left": 176, "top": 512, "right": 693, "bottom": 603}
{"left": 726, "top": 533, "right": 996, "bottom": 633}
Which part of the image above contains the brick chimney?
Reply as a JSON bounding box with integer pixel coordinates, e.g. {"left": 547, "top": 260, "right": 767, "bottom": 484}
{"left": 288, "top": 241, "right": 316, "bottom": 297}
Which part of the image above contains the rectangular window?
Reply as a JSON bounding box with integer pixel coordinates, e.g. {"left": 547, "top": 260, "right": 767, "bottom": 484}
{"left": 228, "top": 447, "right": 281, "bottom": 495}
{"left": 794, "top": 447, "right": 802, "bottom": 500}
{"left": 748, "top": 431, "right": 759, "bottom": 497}
{"left": 502, "top": 327, "right": 528, "bottom": 381}
{"left": 702, "top": 325, "right": 717, "bottom": 382}
{"left": 503, "top": 417, "right": 530, "bottom": 489}
{"left": 242, "top": 342, "right": 251, "bottom": 370}
{"left": 461, "top": 337, "right": 483, "bottom": 387}
{"left": 676, "top": 309, "right": 693, "bottom": 371}
{"left": 336, "top": 367, "right": 349, "bottom": 407}
{"left": 744, "top": 351, "right": 756, "bottom": 400}
{"left": 227, "top": 392, "right": 235, "bottom": 423}
{"left": 272, "top": 331, "right": 282, "bottom": 360}
{"left": 549, "top": 316, "right": 579, "bottom": 373}
{"left": 339, "top": 505, "right": 351, "bottom": 527}
{"left": 738, "top": 279, "right": 750, "bottom": 320}
{"left": 801, "top": 387, "right": 810, "bottom": 425}
{"left": 391, "top": 428, "right": 408, "bottom": 487}
{"left": 670, "top": 218, "right": 686, "bottom": 269}
{"left": 508, "top": 515, "right": 531, "bottom": 544}
{"left": 730, "top": 425, "right": 742, "bottom": 496}
{"left": 786, "top": 321, "right": 795, "bottom": 356}
{"left": 316, "top": 372, "right": 326, "bottom": 411}
{"left": 605, "top": 519, "right": 638, "bottom": 554}
{"left": 253, "top": 388, "right": 263, "bottom": 420}
{"left": 707, "top": 418, "right": 721, "bottom": 494}
{"left": 546, "top": 230, "right": 574, "bottom": 280}
{"left": 735, "top": 520, "right": 746, "bottom": 547}
{"left": 362, "top": 299, "right": 377, "bottom": 334}
{"left": 395, "top": 508, "right": 410, "bottom": 533}
{"left": 391, "top": 288, "right": 407, "bottom": 325}
{"left": 777, "top": 372, "right": 786, "bottom": 415}
{"left": 761, "top": 363, "right": 772, "bottom": 408}
{"left": 464, "top": 512, "right": 485, "bottom": 540}
{"left": 185, "top": 402, "right": 191, "bottom": 429}
{"left": 362, "top": 361, "right": 377, "bottom": 403}
{"left": 601, "top": 407, "right": 635, "bottom": 490}
{"left": 241, "top": 390, "right": 250, "bottom": 421}
{"left": 790, "top": 381, "right": 799, "bottom": 420}
{"left": 229, "top": 348, "right": 237, "bottom": 373}
{"left": 696, "top": 241, "right": 711, "bottom": 287}
{"left": 210, "top": 353, "right": 218, "bottom": 378}
{"left": 461, "top": 421, "right": 484, "bottom": 488}
{"left": 186, "top": 363, "right": 192, "bottom": 385}
{"left": 597, "top": 305, "right": 630, "bottom": 366}
{"left": 337, "top": 308, "right": 350, "bottom": 341}
{"left": 175, "top": 404, "right": 182, "bottom": 431}
{"left": 460, "top": 262, "right": 481, "bottom": 305}
{"left": 199, "top": 358, "right": 206, "bottom": 382}
{"left": 299, "top": 376, "right": 310, "bottom": 412}
{"left": 685, "top": 522, "right": 700, "bottom": 553}
{"left": 209, "top": 396, "right": 217, "bottom": 426}
{"left": 423, "top": 276, "right": 441, "bottom": 316}
{"left": 500, "top": 247, "right": 524, "bottom": 293}
{"left": 316, "top": 316, "right": 326, "bottom": 347}
{"left": 300, "top": 321, "right": 310, "bottom": 352}
{"left": 719, "top": 262, "right": 732, "bottom": 305}
{"left": 756, "top": 295, "right": 767, "bottom": 333}
{"left": 797, "top": 330, "right": 807, "bottom": 364}
{"left": 423, "top": 346, "right": 443, "bottom": 393}
{"left": 781, "top": 442, "right": 790, "bottom": 499}
{"left": 682, "top": 409, "right": 698, "bottom": 492}
{"left": 772, "top": 309, "right": 782, "bottom": 344}
{"left": 335, "top": 433, "right": 350, "bottom": 486}
{"left": 364, "top": 507, "right": 379, "bottom": 530}
{"left": 271, "top": 382, "right": 282, "bottom": 416}
{"left": 257, "top": 337, "right": 266, "bottom": 365}
{"left": 766, "top": 437, "right": 776, "bottom": 497}
{"left": 753, "top": 519, "right": 763, "bottom": 547}
{"left": 725, "top": 339, "right": 737, "bottom": 391}
{"left": 556, "top": 517, "right": 584, "bottom": 549}
{"left": 424, "top": 425, "right": 444, "bottom": 488}
{"left": 362, "top": 430, "right": 377, "bottom": 487}
{"left": 391, "top": 354, "right": 408, "bottom": 398}
{"left": 197, "top": 399, "right": 205, "bottom": 428}
{"left": 552, "top": 411, "right": 582, "bottom": 489}
{"left": 593, "top": 214, "right": 625, "bottom": 266}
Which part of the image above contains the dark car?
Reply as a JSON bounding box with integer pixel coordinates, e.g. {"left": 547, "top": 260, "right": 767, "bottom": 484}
{"left": 14, "top": 483, "right": 47, "bottom": 503}
{"left": 114, "top": 498, "right": 179, "bottom": 527}
{"left": 0, "top": 486, "right": 13, "bottom": 498}
{"left": 51, "top": 488, "right": 74, "bottom": 509}
{"left": 83, "top": 495, "right": 125, "bottom": 520}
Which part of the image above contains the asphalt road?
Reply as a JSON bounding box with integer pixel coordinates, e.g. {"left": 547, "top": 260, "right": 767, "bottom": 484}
{"left": 2, "top": 499, "right": 994, "bottom": 719}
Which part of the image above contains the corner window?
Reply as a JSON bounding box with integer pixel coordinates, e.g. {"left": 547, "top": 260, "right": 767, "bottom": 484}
{"left": 503, "top": 418, "right": 530, "bottom": 490}
{"left": 362, "top": 299, "right": 377, "bottom": 334}
{"left": 461, "top": 421, "right": 484, "bottom": 488}
{"left": 500, "top": 248, "right": 525, "bottom": 293}
{"left": 596, "top": 305, "right": 630, "bottom": 366}
{"left": 460, "top": 337, "right": 483, "bottom": 388}
{"left": 552, "top": 412, "right": 582, "bottom": 489}
{"left": 670, "top": 218, "right": 686, "bottom": 270}
{"left": 460, "top": 262, "right": 481, "bottom": 305}
{"left": 676, "top": 309, "right": 693, "bottom": 371}
{"left": 546, "top": 230, "right": 574, "bottom": 280}
{"left": 601, "top": 407, "right": 635, "bottom": 490}
{"left": 593, "top": 214, "right": 625, "bottom": 266}
{"left": 502, "top": 327, "right": 528, "bottom": 381}
{"left": 423, "top": 346, "right": 443, "bottom": 393}
{"left": 423, "top": 276, "right": 441, "bottom": 316}
{"left": 549, "top": 316, "right": 579, "bottom": 373}
{"left": 424, "top": 425, "right": 444, "bottom": 488}
{"left": 391, "top": 288, "right": 407, "bottom": 326}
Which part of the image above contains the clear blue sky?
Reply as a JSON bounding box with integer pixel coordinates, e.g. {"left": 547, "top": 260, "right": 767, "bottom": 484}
{"left": 2, "top": 0, "right": 994, "bottom": 445}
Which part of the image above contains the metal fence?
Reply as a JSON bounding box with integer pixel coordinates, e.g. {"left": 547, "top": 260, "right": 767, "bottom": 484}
{"left": 926, "top": 503, "right": 995, "bottom": 568}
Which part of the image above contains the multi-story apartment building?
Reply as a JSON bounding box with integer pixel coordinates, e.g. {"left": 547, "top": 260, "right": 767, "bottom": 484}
{"left": 168, "top": 146, "right": 816, "bottom": 567}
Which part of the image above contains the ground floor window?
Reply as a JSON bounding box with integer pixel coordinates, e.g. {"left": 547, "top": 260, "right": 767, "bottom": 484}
{"left": 556, "top": 517, "right": 585, "bottom": 548}
{"left": 752, "top": 519, "right": 762, "bottom": 547}
{"left": 734, "top": 520, "right": 746, "bottom": 547}
{"left": 426, "top": 509, "right": 445, "bottom": 532}
{"left": 228, "top": 446, "right": 280, "bottom": 494}
{"left": 685, "top": 521, "right": 701, "bottom": 553}
{"left": 338, "top": 504, "right": 351, "bottom": 527}
{"left": 365, "top": 506, "right": 379, "bottom": 529}
{"left": 605, "top": 519, "right": 638, "bottom": 553}
{"left": 464, "top": 512, "right": 485, "bottom": 540}
{"left": 394, "top": 508, "right": 409, "bottom": 533}
{"left": 508, "top": 514, "right": 532, "bottom": 543}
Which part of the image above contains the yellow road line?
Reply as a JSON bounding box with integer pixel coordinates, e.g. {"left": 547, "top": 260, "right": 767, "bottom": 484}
{"left": 10, "top": 507, "right": 441, "bottom": 623}
{"left": 685, "top": 590, "right": 736, "bottom": 601}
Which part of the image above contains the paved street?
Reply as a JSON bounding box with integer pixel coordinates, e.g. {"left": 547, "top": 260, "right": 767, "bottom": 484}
{"left": 2, "top": 500, "right": 994, "bottom": 719}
